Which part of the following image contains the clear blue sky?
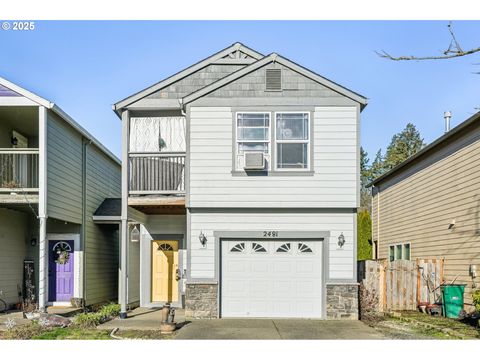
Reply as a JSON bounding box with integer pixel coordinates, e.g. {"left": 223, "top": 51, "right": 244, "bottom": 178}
{"left": 1, "top": 21, "right": 479, "bottom": 161}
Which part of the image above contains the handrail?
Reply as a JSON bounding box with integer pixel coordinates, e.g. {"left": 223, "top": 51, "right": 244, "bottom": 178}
{"left": 128, "top": 152, "right": 185, "bottom": 195}
{"left": 0, "top": 148, "right": 39, "bottom": 154}
{"left": 128, "top": 151, "right": 186, "bottom": 157}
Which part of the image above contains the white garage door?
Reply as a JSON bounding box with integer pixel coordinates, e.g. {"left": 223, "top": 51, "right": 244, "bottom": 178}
{"left": 221, "top": 240, "right": 323, "bottom": 318}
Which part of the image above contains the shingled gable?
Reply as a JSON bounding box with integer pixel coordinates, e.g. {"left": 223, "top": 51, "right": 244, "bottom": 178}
{"left": 182, "top": 53, "right": 368, "bottom": 107}
{"left": 113, "top": 42, "right": 264, "bottom": 114}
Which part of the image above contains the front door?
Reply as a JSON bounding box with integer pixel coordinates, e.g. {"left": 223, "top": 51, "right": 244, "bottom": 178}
{"left": 151, "top": 240, "right": 179, "bottom": 303}
{"left": 48, "top": 240, "right": 74, "bottom": 302}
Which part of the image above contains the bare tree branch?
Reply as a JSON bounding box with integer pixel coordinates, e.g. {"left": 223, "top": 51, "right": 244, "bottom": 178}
{"left": 377, "top": 22, "right": 480, "bottom": 61}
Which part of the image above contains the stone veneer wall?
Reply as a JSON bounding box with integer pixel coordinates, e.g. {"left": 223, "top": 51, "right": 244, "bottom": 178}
{"left": 185, "top": 283, "right": 218, "bottom": 318}
{"left": 326, "top": 284, "right": 359, "bottom": 320}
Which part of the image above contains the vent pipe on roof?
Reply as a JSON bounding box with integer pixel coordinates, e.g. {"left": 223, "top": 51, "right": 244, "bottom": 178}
{"left": 444, "top": 111, "right": 452, "bottom": 133}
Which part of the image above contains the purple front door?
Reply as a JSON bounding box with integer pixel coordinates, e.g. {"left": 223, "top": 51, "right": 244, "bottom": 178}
{"left": 48, "top": 240, "right": 74, "bottom": 302}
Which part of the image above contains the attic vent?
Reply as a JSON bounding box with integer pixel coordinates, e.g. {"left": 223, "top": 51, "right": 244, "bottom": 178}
{"left": 265, "top": 69, "right": 282, "bottom": 91}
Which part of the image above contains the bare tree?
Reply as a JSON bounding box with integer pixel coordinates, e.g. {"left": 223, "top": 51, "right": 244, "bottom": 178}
{"left": 376, "top": 22, "right": 480, "bottom": 61}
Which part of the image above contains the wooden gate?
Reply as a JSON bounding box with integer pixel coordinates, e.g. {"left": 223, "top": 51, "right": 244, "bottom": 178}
{"left": 358, "top": 259, "right": 444, "bottom": 312}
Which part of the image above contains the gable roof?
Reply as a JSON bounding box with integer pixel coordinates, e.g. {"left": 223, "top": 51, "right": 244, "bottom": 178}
{"left": 0, "top": 76, "right": 120, "bottom": 166}
{"left": 182, "top": 52, "right": 368, "bottom": 107}
{"left": 113, "top": 42, "right": 264, "bottom": 114}
{"left": 369, "top": 111, "right": 480, "bottom": 187}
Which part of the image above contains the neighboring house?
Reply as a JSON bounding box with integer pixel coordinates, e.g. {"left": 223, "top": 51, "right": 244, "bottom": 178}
{"left": 0, "top": 77, "right": 121, "bottom": 310}
{"left": 370, "top": 111, "right": 480, "bottom": 310}
{"left": 110, "top": 43, "right": 367, "bottom": 319}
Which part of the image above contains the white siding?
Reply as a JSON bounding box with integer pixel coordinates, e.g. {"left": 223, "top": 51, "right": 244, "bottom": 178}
{"left": 188, "top": 106, "right": 358, "bottom": 208}
{"left": 189, "top": 210, "right": 355, "bottom": 281}
{"left": 0, "top": 208, "right": 28, "bottom": 305}
{"left": 46, "top": 111, "right": 83, "bottom": 223}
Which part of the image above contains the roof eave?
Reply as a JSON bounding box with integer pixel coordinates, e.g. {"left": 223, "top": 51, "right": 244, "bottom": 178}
{"left": 113, "top": 42, "right": 264, "bottom": 113}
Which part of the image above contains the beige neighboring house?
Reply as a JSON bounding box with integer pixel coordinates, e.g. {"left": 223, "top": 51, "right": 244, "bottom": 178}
{"left": 370, "top": 111, "right": 480, "bottom": 309}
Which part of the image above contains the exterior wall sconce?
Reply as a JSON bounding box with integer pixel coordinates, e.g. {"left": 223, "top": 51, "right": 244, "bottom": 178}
{"left": 337, "top": 233, "right": 345, "bottom": 248}
{"left": 199, "top": 231, "right": 207, "bottom": 247}
{"left": 30, "top": 238, "right": 37, "bottom": 247}
{"left": 130, "top": 225, "right": 140, "bottom": 243}
{"left": 11, "top": 136, "right": 18, "bottom": 146}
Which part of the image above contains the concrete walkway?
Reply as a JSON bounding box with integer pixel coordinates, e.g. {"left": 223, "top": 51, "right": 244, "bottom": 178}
{"left": 175, "top": 319, "right": 386, "bottom": 340}
{"left": 98, "top": 307, "right": 186, "bottom": 331}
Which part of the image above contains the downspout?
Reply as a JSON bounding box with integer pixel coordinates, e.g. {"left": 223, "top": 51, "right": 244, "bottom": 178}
{"left": 81, "top": 138, "right": 91, "bottom": 305}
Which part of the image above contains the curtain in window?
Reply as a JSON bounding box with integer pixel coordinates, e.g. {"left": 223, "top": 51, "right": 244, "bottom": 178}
{"left": 129, "top": 116, "right": 186, "bottom": 152}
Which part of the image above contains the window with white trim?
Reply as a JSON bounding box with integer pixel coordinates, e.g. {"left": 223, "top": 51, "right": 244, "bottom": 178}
{"left": 236, "top": 112, "right": 270, "bottom": 170}
{"left": 275, "top": 112, "right": 310, "bottom": 170}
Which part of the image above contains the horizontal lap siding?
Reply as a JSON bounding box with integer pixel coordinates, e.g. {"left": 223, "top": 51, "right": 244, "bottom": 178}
{"left": 188, "top": 106, "right": 358, "bottom": 208}
{"left": 47, "top": 112, "right": 83, "bottom": 223}
{"left": 189, "top": 211, "right": 354, "bottom": 280}
{"left": 84, "top": 145, "right": 121, "bottom": 305}
{"left": 0, "top": 209, "right": 27, "bottom": 305}
{"left": 374, "top": 125, "right": 480, "bottom": 304}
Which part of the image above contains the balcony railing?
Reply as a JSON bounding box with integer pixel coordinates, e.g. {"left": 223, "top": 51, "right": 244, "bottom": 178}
{"left": 0, "top": 148, "right": 39, "bottom": 191}
{"left": 129, "top": 152, "right": 185, "bottom": 195}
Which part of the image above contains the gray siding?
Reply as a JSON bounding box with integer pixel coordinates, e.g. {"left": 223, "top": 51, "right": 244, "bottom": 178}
{"left": 46, "top": 111, "right": 83, "bottom": 223}
{"left": 84, "top": 144, "right": 121, "bottom": 305}
{"left": 0, "top": 208, "right": 28, "bottom": 305}
{"left": 188, "top": 106, "right": 358, "bottom": 208}
{"left": 206, "top": 63, "right": 344, "bottom": 99}
{"left": 146, "top": 64, "right": 244, "bottom": 100}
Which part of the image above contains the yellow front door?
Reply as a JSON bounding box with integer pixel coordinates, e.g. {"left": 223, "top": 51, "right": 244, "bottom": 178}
{"left": 151, "top": 240, "right": 179, "bottom": 302}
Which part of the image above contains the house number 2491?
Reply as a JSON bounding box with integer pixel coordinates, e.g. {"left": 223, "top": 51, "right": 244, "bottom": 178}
{"left": 263, "top": 231, "right": 279, "bottom": 238}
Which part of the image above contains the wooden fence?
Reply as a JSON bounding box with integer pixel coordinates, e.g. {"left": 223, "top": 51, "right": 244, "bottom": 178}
{"left": 358, "top": 259, "right": 444, "bottom": 312}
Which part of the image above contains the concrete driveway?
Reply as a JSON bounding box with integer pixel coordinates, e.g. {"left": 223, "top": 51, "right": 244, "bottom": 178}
{"left": 175, "top": 319, "right": 386, "bottom": 340}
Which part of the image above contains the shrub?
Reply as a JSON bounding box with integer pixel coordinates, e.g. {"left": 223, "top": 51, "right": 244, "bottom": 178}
{"left": 357, "top": 209, "right": 372, "bottom": 260}
{"left": 473, "top": 290, "right": 480, "bottom": 313}
{"left": 73, "top": 303, "right": 120, "bottom": 328}
{"left": 3, "top": 322, "right": 45, "bottom": 340}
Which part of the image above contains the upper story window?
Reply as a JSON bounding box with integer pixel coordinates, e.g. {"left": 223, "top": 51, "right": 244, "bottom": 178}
{"left": 275, "top": 112, "right": 310, "bottom": 170}
{"left": 235, "top": 112, "right": 270, "bottom": 170}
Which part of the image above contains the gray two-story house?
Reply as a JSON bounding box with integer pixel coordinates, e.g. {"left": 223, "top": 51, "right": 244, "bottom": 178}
{"left": 0, "top": 77, "right": 121, "bottom": 311}
{"left": 111, "top": 43, "right": 367, "bottom": 319}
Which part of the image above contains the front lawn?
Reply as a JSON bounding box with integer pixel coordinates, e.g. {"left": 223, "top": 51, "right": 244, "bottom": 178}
{"left": 364, "top": 311, "right": 480, "bottom": 340}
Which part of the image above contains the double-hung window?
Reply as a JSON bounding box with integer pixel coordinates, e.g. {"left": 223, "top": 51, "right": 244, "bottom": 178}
{"left": 275, "top": 112, "right": 310, "bottom": 170}
{"left": 236, "top": 112, "right": 270, "bottom": 170}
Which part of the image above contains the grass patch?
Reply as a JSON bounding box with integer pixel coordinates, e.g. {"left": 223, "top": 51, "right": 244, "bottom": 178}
{"left": 32, "top": 328, "right": 112, "bottom": 340}
{"left": 115, "top": 329, "right": 174, "bottom": 340}
{"left": 397, "top": 311, "right": 480, "bottom": 339}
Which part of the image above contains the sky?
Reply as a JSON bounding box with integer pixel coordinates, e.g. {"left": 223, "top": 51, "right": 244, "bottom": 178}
{"left": 0, "top": 20, "right": 479, "bottom": 162}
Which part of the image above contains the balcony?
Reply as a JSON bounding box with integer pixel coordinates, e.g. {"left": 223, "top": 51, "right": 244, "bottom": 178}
{"left": 128, "top": 152, "right": 185, "bottom": 196}
{"left": 0, "top": 148, "right": 39, "bottom": 192}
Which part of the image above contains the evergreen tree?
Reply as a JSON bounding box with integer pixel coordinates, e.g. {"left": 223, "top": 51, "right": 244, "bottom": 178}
{"left": 360, "top": 147, "right": 372, "bottom": 211}
{"left": 383, "top": 123, "right": 426, "bottom": 171}
{"left": 357, "top": 209, "right": 372, "bottom": 260}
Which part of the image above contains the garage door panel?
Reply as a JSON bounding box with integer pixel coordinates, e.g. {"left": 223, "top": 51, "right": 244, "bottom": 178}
{"left": 221, "top": 239, "right": 323, "bottom": 318}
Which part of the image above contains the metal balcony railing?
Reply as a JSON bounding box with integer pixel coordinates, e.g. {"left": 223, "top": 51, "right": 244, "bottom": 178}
{"left": 128, "top": 152, "right": 185, "bottom": 195}
{"left": 0, "top": 148, "right": 39, "bottom": 191}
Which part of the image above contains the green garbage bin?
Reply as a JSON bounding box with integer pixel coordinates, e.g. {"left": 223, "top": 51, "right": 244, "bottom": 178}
{"left": 441, "top": 284, "right": 466, "bottom": 318}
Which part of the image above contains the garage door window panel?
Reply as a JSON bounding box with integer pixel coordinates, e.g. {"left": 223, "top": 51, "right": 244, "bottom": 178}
{"left": 230, "top": 242, "right": 246, "bottom": 253}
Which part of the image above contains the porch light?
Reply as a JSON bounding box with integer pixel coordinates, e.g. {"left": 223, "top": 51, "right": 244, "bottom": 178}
{"left": 30, "top": 238, "right": 37, "bottom": 247}
{"left": 131, "top": 225, "right": 140, "bottom": 243}
{"left": 199, "top": 231, "right": 207, "bottom": 247}
{"left": 337, "top": 233, "right": 345, "bottom": 248}
{"left": 11, "top": 136, "right": 18, "bottom": 146}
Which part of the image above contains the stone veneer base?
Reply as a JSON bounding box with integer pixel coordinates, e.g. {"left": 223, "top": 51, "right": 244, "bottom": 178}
{"left": 185, "top": 283, "right": 218, "bottom": 319}
{"left": 326, "top": 283, "right": 359, "bottom": 320}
